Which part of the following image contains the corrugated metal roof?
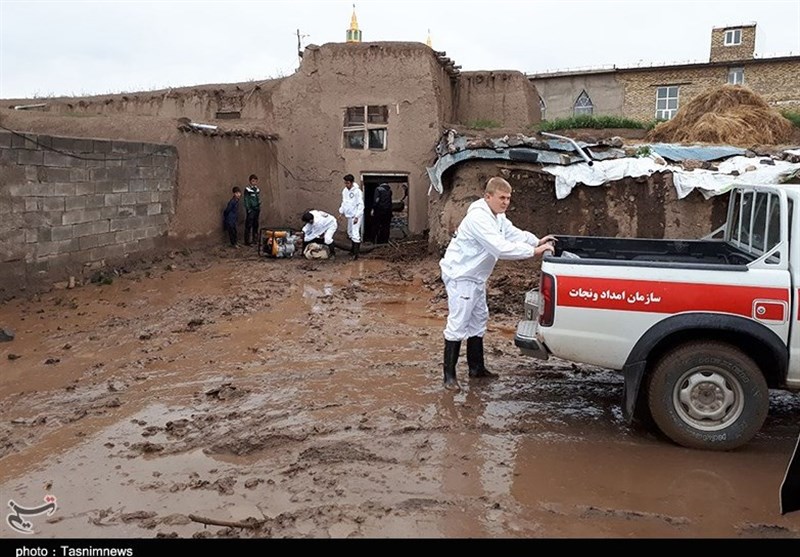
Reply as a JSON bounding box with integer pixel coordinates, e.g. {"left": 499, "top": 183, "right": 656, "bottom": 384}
{"left": 427, "top": 129, "right": 799, "bottom": 196}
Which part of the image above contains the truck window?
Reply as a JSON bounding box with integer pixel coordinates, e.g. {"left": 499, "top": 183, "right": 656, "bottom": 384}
{"left": 731, "top": 190, "right": 754, "bottom": 248}
{"left": 751, "top": 192, "right": 769, "bottom": 252}
{"left": 786, "top": 199, "right": 794, "bottom": 256}
{"left": 729, "top": 190, "right": 785, "bottom": 262}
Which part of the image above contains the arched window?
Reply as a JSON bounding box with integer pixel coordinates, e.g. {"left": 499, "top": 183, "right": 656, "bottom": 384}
{"left": 573, "top": 90, "right": 593, "bottom": 116}
{"left": 539, "top": 95, "right": 546, "bottom": 120}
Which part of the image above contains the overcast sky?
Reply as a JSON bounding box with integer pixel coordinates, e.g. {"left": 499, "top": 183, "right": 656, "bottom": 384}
{"left": 0, "top": 0, "right": 798, "bottom": 99}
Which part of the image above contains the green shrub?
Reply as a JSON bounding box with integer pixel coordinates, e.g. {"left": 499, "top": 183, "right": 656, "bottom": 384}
{"left": 534, "top": 114, "right": 650, "bottom": 132}
{"left": 781, "top": 110, "right": 800, "bottom": 128}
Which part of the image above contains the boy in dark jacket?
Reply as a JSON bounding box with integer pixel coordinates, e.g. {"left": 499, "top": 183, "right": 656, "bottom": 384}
{"left": 243, "top": 174, "right": 261, "bottom": 246}
{"left": 223, "top": 187, "right": 242, "bottom": 247}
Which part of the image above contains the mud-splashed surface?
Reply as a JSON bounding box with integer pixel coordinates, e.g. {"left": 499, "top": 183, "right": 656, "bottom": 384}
{"left": 1, "top": 246, "right": 800, "bottom": 538}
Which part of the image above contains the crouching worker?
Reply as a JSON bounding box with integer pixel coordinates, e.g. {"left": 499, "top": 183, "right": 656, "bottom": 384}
{"left": 439, "top": 177, "right": 556, "bottom": 391}
{"left": 301, "top": 210, "right": 338, "bottom": 259}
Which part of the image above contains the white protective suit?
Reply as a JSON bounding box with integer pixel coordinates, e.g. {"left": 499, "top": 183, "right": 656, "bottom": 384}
{"left": 440, "top": 198, "right": 539, "bottom": 341}
{"left": 339, "top": 182, "right": 364, "bottom": 243}
{"left": 302, "top": 210, "right": 337, "bottom": 245}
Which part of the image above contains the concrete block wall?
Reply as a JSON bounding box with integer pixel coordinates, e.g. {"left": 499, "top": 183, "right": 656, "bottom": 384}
{"left": 0, "top": 131, "right": 177, "bottom": 295}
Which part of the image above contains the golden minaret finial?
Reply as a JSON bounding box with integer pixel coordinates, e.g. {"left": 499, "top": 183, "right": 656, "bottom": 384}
{"left": 346, "top": 4, "right": 362, "bottom": 43}
{"left": 426, "top": 29, "right": 432, "bottom": 48}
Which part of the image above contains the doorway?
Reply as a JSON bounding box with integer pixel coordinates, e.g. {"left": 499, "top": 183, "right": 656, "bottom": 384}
{"left": 360, "top": 173, "right": 409, "bottom": 244}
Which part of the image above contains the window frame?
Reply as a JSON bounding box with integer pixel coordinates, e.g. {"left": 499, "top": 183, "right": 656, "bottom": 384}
{"left": 724, "top": 28, "right": 742, "bottom": 46}
{"left": 727, "top": 189, "right": 787, "bottom": 264}
{"left": 655, "top": 86, "right": 680, "bottom": 120}
{"left": 343, "top": 105, "right": 388, "bottom": 151}
{"left": 573, "top": 90, "right": 593, "bottom": 116}
{"left": 727, "top": 67, "right": 744, "bottom": 85}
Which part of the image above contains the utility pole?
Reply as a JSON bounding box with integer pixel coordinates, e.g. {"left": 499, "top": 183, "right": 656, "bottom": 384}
{"left": 296, "top": 29, "right": 309, "bottom": 63}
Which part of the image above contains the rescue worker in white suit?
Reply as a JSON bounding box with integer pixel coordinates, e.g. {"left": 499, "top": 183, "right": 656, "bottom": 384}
{"left": 339, "top": 174, "right": 364, "bottom": 260}
{"left": 439, "top": 177, "right": 556, "bottom": 391}
{"left": 301, "top": 210, "right": 338, "bottom": 257}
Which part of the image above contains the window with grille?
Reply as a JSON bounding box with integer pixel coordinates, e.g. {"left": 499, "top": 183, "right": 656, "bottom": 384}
{"left": 727, "top": 67, "right": 744, "bottom": 85}
{"left": 655, "top": 86, "right": 679, "bottom": 120}
{"left": 573, "top": 90, "right": 593, "bottom": 116}
{"left": 539, "top": 95, "right": 546, "bottom": 120}
{"left": 343, "top": 105, "right": 388, "bottom": 150}
{"left": 724, "top": 29, "right": 742, "bottom": 46}
{"left": 728, "top": 189, "right": 787, "bottom": 262}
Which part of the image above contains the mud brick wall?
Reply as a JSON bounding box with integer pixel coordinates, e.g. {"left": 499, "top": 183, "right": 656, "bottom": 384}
{"left": 455, "top": 71, "right": 541, "bottom": 129}
{"left": 0, "top": 131, "right": 177, "bottom": 295}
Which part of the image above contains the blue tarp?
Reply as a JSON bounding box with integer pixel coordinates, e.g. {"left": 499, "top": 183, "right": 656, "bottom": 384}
{"left": 648, "top": 143, "right": 746, "bottom": 162}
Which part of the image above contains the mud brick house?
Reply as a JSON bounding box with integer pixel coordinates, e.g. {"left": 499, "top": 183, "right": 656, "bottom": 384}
{"left": 0, "top": 10, "right": 541, "bottom": 292}
{"left": 530, "top": 23, "right": 800, "bottom": 121}
{"left": 1, "top": 13, "right": 797, "bottom": 294}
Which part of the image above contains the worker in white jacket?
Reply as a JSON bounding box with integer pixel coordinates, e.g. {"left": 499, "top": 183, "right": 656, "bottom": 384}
{"left": 439, "top": 176, "right": 556, "bottom": 391}
{"left": 301, "top": 210, "right": 338, "bottom": 258}
{"left": 339, "top": 174, "right": 364, "bottom": 260}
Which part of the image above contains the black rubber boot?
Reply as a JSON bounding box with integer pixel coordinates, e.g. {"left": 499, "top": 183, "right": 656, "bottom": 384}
{"left": 467, "top": 336, "right": 498, "bottom": 379}
{"left": 443, "top": 340, "right": 461, "bottom": 391}
{"left": 327, "top": 243, "right": 335, "bottom": 258}
{"left": 352, "top": 242, "right": 361, "bottom": 260}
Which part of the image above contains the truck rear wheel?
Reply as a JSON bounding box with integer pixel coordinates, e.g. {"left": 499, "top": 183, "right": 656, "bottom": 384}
{"left": 647, "top": 341, "right": 768, "bottom": 451}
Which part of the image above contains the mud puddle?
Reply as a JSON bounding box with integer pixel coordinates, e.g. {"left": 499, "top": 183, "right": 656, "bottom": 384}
{"left": 1, "top": 250, "right": 800, "bottom": 538}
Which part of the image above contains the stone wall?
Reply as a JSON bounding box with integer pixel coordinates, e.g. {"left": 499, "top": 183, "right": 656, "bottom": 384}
{"left": 710, "top": 25, "right": 756, "bottom": 63}
{"left": 0, "top": 131, "right": 177, "bottom": 296}
{"left": 619, "top": 58, "right": 800, "bottom": 121}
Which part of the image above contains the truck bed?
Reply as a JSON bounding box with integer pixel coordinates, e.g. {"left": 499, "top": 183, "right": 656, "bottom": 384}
{"left": 552, "top": 235, "right": 755, "bottom": 268}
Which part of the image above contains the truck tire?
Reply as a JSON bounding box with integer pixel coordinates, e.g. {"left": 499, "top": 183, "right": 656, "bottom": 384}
{"left": 647, "top": 341, "right": 768, "bottom": 451}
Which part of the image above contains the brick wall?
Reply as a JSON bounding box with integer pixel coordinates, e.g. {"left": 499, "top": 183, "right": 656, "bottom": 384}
{"left": 619, "top": 59, "right": 800, "bottom": 121}
{"left": 710, "top": 25, "right": 756, "bottom": 63}
{"left": 0, "top": 132, "right": 177, "bottom": 295}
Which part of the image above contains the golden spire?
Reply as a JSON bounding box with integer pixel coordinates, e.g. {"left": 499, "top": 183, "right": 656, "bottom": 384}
{"left": 346, "top": 4, "right": 362, "bottom": 42}
{"left": 426, "top": 29, "right": 432, "bottom": 48}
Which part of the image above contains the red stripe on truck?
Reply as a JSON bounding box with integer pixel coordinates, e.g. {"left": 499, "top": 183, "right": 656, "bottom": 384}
{"left": 557, "top": 276, "right": 789, "bottom": 317}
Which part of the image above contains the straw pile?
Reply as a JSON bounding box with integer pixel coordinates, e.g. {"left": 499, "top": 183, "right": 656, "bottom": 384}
{"left": 646, "top": 85, "right": 794, "bottom": 146}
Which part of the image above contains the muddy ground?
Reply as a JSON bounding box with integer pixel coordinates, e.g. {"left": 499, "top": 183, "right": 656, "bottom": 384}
{"left": 1, "top": 242, "right": 800, "bottom": 539}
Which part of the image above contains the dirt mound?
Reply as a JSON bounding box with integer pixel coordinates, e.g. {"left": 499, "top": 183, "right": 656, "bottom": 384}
{"left": 646, "top": 85, "right": 794, "bottom": 147}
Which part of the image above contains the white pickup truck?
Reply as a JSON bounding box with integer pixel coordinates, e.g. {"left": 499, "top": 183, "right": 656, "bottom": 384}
{"left": 515, "top": 183, "right": 800, "bottom": 451}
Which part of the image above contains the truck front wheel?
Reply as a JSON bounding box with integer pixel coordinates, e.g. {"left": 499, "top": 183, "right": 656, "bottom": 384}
{"left": 647, "top": 341, "right": 768, "bottom": 451}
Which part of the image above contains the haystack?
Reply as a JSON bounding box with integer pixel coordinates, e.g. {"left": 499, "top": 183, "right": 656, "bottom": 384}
{"left": 646, "top": 84, "right": 794, "bottom": 147}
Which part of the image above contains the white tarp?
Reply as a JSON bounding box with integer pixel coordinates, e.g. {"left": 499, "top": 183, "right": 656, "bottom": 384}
{"left": 542, "top": 158, "right": 663, "bottom": 199}
{"left": 542, "top": 156, "right": 800, "bottom": 200}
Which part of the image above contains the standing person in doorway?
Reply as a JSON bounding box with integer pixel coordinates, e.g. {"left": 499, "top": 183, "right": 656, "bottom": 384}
{"left": 339, "top": 174, "right": 364, "bottom": 260}
{"left": 372, "top": 182, "right": 393, "bottom": 245}
{"left": 243, "top": 174, "right": 261, "bottom": 247}
{"left": 439, "top": 177, "right": 557, "bottom": 391}
{"left": 222, "top": 186, "right": 242, "bottom": 248}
